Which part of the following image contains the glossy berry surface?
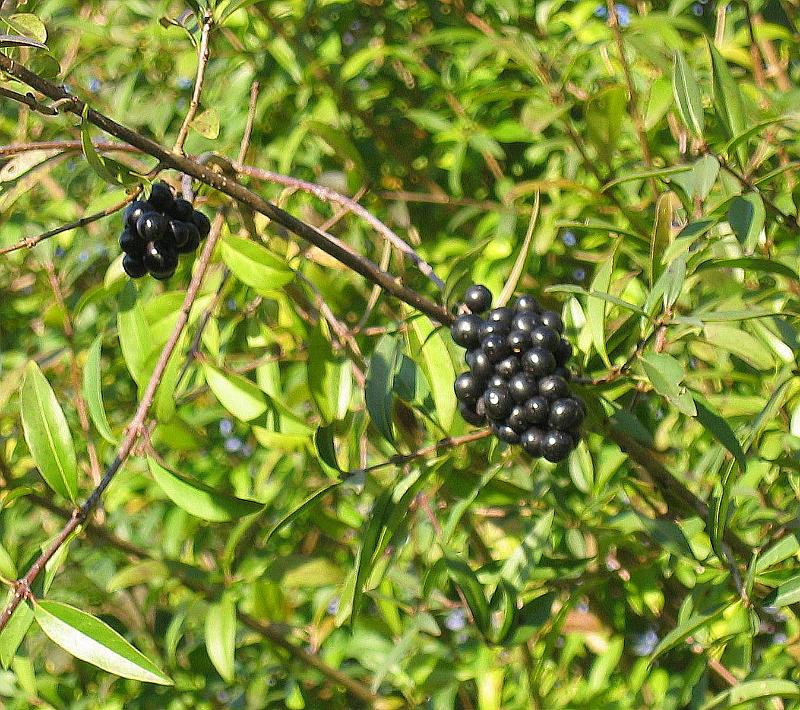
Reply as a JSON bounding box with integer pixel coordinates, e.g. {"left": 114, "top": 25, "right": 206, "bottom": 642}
{"left": 459, "top": 401, "right": 485, "bottom": 426}
{"left": 507, "top": 329, "right": 532, "bottom": 354}
{"left": 136, "top": 212, "right": 167, "bottom": 241}
{"left": 539, "top": 375, "right": 570, "bottom": 401}
{"left": 549, "top": 398, "right": 585, "bottom": 430}
{"left": 486, "top": 307, "right": 514, "bottom": 327}
{"left": 530, "top": 325, "right": 560, "bottom": 351}
{"left": 463, "top": 284, "right": 492, "bottom": 313}
{"left": 508, "top": 373, "right": 538, "bottom": 403}
{"left": 119, "top": 228, "right": 144, "bottom": 256}
{"left": 506, "top": 405, "right": 529, "bottom": 433}
{"left": 520, "top": 427, "right": 545, "bottom": 456}
{"left": 192, "top": 209, "right": 212, "bottom": 238}
{"left": 149, "top": 181, "right": 174, "bottom": 211}
{"left": 514, "top": 295, "right": 540, "bottom": 313}
{"left": 540, "top": 310, "right": 564, "bottom": 333}
{"left": 451, "top": 314, "right": 483, "bottom": 349}
{"left": 122, "top": 253, "right": 147, "bottom": 278}
{"left": 170, "top": 198, "right": 194, "bottom": 220}
{"left": 523, "top": 396, "right": 550, "bottom": 425}
{"left": 522, "top": 347, "right": 556, "bottom": 377}
{"left": 511, "top": 312, "right": 539, "bottom": 332}
{"left": 491, "top": 422, "right": 520, "bottom": 444}
{"left": 124, "top": 200, "right": 148, "bottom": 228}
{"left": 541, "top": 430, "right": 574, "bottom": 462}
{"left": 481, "top": 334, "right": 511, "bottom": 363}
{"left": 468, "top": 350, "right": 494, "bottom": 380}
{"left": 454, "top": 372, "right": 483, "bottom": 402}
{"left": 495, "top": 356, "right": 520, "bottom": 379}
{"left": 143, "top": 240, "right": 178, "bottom": 280}
{"left": 484, "top": 385, "right": 514, "bottom": 419}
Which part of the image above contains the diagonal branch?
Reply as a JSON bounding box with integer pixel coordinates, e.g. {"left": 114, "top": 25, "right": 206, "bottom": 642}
{"left": 173, "top": 10, "right": 213, "bottom": 154}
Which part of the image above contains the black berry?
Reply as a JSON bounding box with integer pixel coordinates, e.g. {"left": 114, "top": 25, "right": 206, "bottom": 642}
{"left": 481, "top": 334, "right": 511, "bottom": 363}
{"left": 507, "top": 329, "right": 532, "bottom": 354}
{"left": 486, "top": 307, "right": 514, "bottom": 328}
{"left": 119, "top": 227, "right": 144, "bottom": 256}
{"left": 520, "top": 427, "right": 545, "bottom": 456}
{"left": 479, "top": 320, "right": 510, "bottom": 339}
{"left": 177, "top": 225, "right": 201, "bottom": 254}
{"left": 484, "top": 385, "right": 514, "bottom": 420}
{"left": 487, "top": 374, "right": 507, "bottom": 389}
{"left": 451, "top": 314, "right": 483, "bottom": 349}
{"left": 143, "top": 240, "right": 178, "bottom": 280}
{"left": 463, "top": 284, "right": 492, "bottom": 313}
{"left": 149, "top": 181, "right": 174, "bottom": 211}
{"left": 540, "top": 310, "right": 564, "bottom": 333}
{"left": 459, "top": 401, "right": 485, "bottom": 426}
{"left": 514, "top": 295, "right": 540, "bottom": 313}
{"left": 124, "top": 200, "right": 149, "bottom": 229}
{"left": 523, "top": 396, "right": 550, "bottom": 425}
{"left": 167, "top": 219, "right": 192, "bottom": 249}
{"left": 522, "top": 347, "right": 557, "bottom": 377}
{"left": 507, "top": 405, "right": 529, "bottom": 433}
{"left": 136, "top": 212, "right": 167, "bottom": 241}
{"left": 541, "top": 430, "right": 574, "bottom": 462}
{"left": 555, "top": 338, "right": 572, "bottom": 365}
{"left": 491, "top": 421, "right": 520, "bottom": 444}
{"left": 511, "top": 311, "right": 540, "bottom": 333}
{"left": 454, "top": 372, "right": 483, "bottom": 403}
{"left": 530, "top": 325, "right": 560, "bottom": 351}
{"left": 122, "top": 253, "right": 147, "bottom": 278}
{"left": 549, "top": 398, "right": 585, "bottom": 430}
{"left": 508, "top": 373, "right": 538, "bottom": 403}
{"left": 468, "top": 350, "right": 494, "bottom": 381}
{"left": 192, "top": 209, "right": 211, "bottom": 238}
{"left": 169, "top": 198, "right": 194, "bottom": 220}
{"left": 495, "top": 355, "right": 520, "bottom": 379}
{"left": 538, "top": 375, "right": 570, "bottom": 401}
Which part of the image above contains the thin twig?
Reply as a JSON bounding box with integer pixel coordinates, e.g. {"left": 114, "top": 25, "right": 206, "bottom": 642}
{"left": 237, "top": 80, "right": 259, "bottom": 164}
{"left": 0, "top": 140, "right": 140, "bottom": 156}
{"left": 235, "top": 163, "right": 446, "bottom": 291}
{"left": 173, "top": 10, "right": 213, "bottom": 154}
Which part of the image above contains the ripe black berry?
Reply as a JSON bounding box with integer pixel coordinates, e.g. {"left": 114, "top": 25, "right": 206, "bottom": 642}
{"left": 508, "top": 373, "right": 538, "bottom": 403}
{"left": 169, "top": 198, "right": 194, "bottom": 220}
{"left": 520, "top": 427, "right": 545, "bottom": 456}
{"left": 495, "top": 355, "right": 520, "bottom": 379}
{"left": 507, "top": 405, "right": 529, "bottom": 433}
{"left": 538, "top": 375, "right": 570, "bottom": 401}
{"left": 523, "top": 396, "right": 550, "bottom": 425}
{"left": 541, "top": 430, "right": 574, "bottom": 462}
{"left": 491, "top": 421, "right": 520, "bottom": 444}
{"left": 177, "top": 225, "right": 201, "bottom": 254}
{"left": 192, "top": 209, "right": 211, "bottom": 238}
{"left": 451, "top": 314, "right": 483, "bottom": 349}
{"left": 486, "top": 307, "right": 514, "bottom": 328}
{"left": 137, "top": 212, "right": 167, "bottom": 241}
{"left": 143, "top": 240, "right": 178, "bottom": 280}
{"left": 549, "top": 398, "right": 585, "bottom": 430}
{"left": 481, "top": 334, "right": 511, "bottom": 363}
{"left": 514, "top": 295, "right": 540, "bottom": 313}
{"left": 511, "top": 311, "right": 540, "bottom": 333}
{"left": 522, "top": 347, "right": 557, "bottom": 377}
{"left": 119, "top": 227, "right": 144, "bottom": 255}
{"left": 479, "top": 320, "right": 510, "bottom": 339}
{"left": 484, "top": 385, "right": 514, "bottom": 420}
{"left": 149, "top": 181, "right": 174, "bottom": 211}
{"left": 507, "top": 329, "right": 532, "bottom": 354}
{"left": 539, "top": 310, "right": 564, "bottom": 333}
{"left": 454, "top": 372, "right": 483, "bottom": 403}
{"left": 530, "top": 325, "right": 560, "bottom": 351}
{"left": 487, "top": 374, "right": 507, "bottom": 389}
{"left": 122, "top": 254, "right": 147, "bottom": 278}
{"left": 124, "top": 200, "right": 149, "bottom": 229}
{"left": 459, "top": 401, "right": 485, "bottom": 426}
{"left": 468, "top": 350, "right": 493, "bottom": 381}
{"left": 167, "top": 219, "right": 193, "bottom": 249}
{"left": 463, "top": 284, "right": 492, "bottom": 313}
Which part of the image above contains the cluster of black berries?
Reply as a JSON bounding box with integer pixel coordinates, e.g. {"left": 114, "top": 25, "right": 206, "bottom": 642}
{"left": 119, "top": 181, "right": 211, "bottom": 280}
{"left": 451, "top": 285, "right": 585, "bottom": 462}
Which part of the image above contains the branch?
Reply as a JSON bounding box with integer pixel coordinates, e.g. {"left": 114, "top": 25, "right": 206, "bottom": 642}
{"left": 173, "top": 10, "right": 213, "bottom": 154}
{"left": 0, "top": 52, "right": 452, "bottom": 325}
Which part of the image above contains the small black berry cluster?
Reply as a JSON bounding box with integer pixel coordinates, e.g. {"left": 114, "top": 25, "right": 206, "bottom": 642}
{"left": 451, "top": 285, "right": 585, "bottom": 462}
{"left": 119, "top": 181, "right": 211, "bottom": 280}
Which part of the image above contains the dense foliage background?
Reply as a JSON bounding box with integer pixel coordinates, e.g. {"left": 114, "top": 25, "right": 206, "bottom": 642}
{"left": 1, "top": 0, "right": 799, "bottom": 707}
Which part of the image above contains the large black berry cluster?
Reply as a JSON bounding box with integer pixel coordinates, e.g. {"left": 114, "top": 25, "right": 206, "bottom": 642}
{"left": 451, "top": 285, "right": 586, "bottom": 463}
{"left": 119, "top": 181, "right": 211, "bottom": 280}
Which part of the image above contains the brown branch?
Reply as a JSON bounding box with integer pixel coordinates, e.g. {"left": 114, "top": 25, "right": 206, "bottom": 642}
{"left": 0, "top": 52, "right": 452, "bottom": 325}
{"left": 0, "top": 140, "right": 140, "bottom": 156}
{"left": 173, "top": 10, "right": 213, "bottom": 154}
{"left": 0, "top": 209, "right": 226, "bottom": 632}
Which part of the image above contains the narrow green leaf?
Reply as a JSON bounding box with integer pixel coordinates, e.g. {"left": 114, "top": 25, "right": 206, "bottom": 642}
{"left": 651, "top": 603, "right": 728, "bottom": 659}
{"left": 707, "top": 39, "right": 747, "bottom": 168}
{"left": 764, "top": 574, "right": 800, "bottom": 608}
{"left": 757, "top": 533, "right": 800, "bottom": 572}
{"left": 701, "top": 679, "right": 800, "bottom": 710}
{"left": 117, "top": 282, "right": 153, "bottom": 386}
{"left": 650, "top": 192, "right": 677, "bottom": 286}
{"left": 504, "top": 593, "right": 555, "bottom": 646}
{"left": 34, "top": 600, "right": 172, "bottom": 685}
{"left": 190, "top": 107, "right": 220, "bottom": 139}
{"left": 148, "top": 457, "right": 263, "bottom": 522}
{"left": 82, "top": 336, "right": 115, "bottom": 443}
{"left": 585, "top": 85, "right": 627, "bottom": 162}
{"left": 445, "top": 557, "right": 490, "bottom": 635}
{"left": 496, "top": 193, "right": 539, "bottom": 306}
{"left": 220, "top": 235, "right": 294, "bottom": 295}
{"left": 728, "top": 193, "right": 765, "bottom": 252}
{"left": 203, "top": 363, "right": 268, "bottom": 421}
{"left": 205, "top": 595, "right": 236, "bottom": 683}
{"left": 704, "top": 324, "right": 774, "bottom": 370}
{"left": 314, "top": 425, "right": 343, "bottom": 476}
{"left": 307, "top": 323, "right": 352, "bottom": 424}
{"left": 0, "top": 600, "right": 33, "bottom": 669}
{"left": 263, "top": 483, "right": 339, "bottom": 547}
{"left": 641, "top": 352, "right": 696, "bottom": 416}
{"left": 602, "top": 164, "right": 692, "bottom": 192}
{"left": 1, "top": 13, "right": 46, "bottom": 43}
{"left": 81, "top": 106, "right": 137, "bottom": 187}
{"left": 20, "top": 362, "right": 78, "bottom": 501}
{"left": 365, "top": 335, "right": 401, "bottom": 444}
{"left": 408, "top": 314, "right": 456, "bottom": 432}
{"left": 587, "top": 250, "right": 615, "bottom": 368}
{"left": 695, "top": 257, "right": 799, "bottom": 281}
{"left": 672, "top": 52, "right": 704, "bottom": 136}
{"left": 694, "top": 396, "right": 746, "bottom": 471}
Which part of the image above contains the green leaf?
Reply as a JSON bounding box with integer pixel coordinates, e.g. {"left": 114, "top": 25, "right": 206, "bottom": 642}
{"left": 190, "top": 108, "right": 220, "bottom": 139}
{"left": 672, "top": 52, "right": 704, "bottom": 137}
{"left": 20, "top": 362, "right": 78, "bottom": 501}
{"left": 728, "top": 194, "right": 765, "bottom": 252}
{"left": 263, "top": 483, "right": 339, "bottom": 547}
{"left": 694, "top": 397, "right": 746, "bottom": 471}
{"left": 764, "top": 574, "right": 800, "bottom": 608}
{"left": 82, "top": 336, "right": 115, "bottom": 444}
{"left": 365, "top": 335, "right": 401, "bottom": 444}
{"left": 587, "top": 249, "right": 615, "bottom": 368}
{"left": 695, "top": 257, "right": 799, "bottom": 281}
{"left": 585, "top": 85, "right": 627, "bottom": 163}
{"left": 220, "top": 235, "right": 294, "bottom": 295}
{"left": 0, "top": 33, "right": 47, "bottom": 49}
{"left": 314, "top": 425, "right": 343, "bottom": 476}
{"left": 148, "top": 457, "right": 263, "bottom": 522}
{"left": 445, "top": 557, "right": 490, "bottom": 635}
{"left": 504, "top": 593, "right": 555, "bottom": 646}
{"left": 117, "top": 283, "right": 153, "bottom": 386}
{"left": 203, "top": 363, "right": 268, "bottom": 421}
{"left": 496, "top": 192, "right": 539, "bottom": 307}
{"left": 701, "top": 679, "right": 800, "bottom": 710}
{"left": 602, "top": 165, "right": 692, "bottom": 192}
{"left": 205, "top": 595, "right": 236, "bottom": 683}
{"left": 34, "top": 600, "right": 172, "bottom": 685}
{"left": 408, "top": 314, "right": 456, "bottom": 432}
{"left": 307, "top": 323, "right": 352, "bottom": 424}
{"left": 757, "top": 533, "right": 800, "bottom": 572}
{"left": 707, "top": 39, "right": 747, "bottom": 168}
{"left": 0, "top": 600, "right": 33, "bottom": 669}
{"left": 651, "top": 603, "right": 728, "bottom": 659}
{"left": 650, "top": 192, "right": 677, "bottom": 286}
{"left": 704, "top": 324, "right": 774, "bottom": 370}
{"left": 641, "top": 352, "right": 696, "bottom": 416}
{"left": 1, "top": 13, "right": 46, "bottom": 43}
{"left": 81, "top": 106, "right": 138, "bottom": 187}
